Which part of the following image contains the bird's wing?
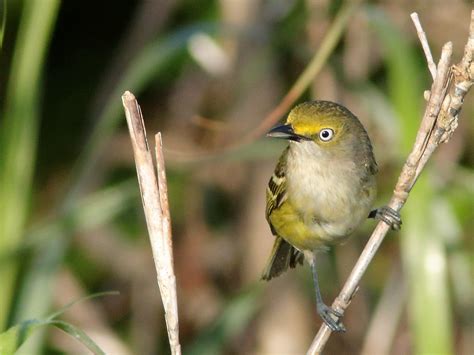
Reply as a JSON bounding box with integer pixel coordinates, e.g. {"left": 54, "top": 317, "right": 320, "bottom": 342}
{"left": 265, "top": 147, "right": 288, "bottom": 225}
{"left": 263, "top": 147, "right": 304, "bottom": 280}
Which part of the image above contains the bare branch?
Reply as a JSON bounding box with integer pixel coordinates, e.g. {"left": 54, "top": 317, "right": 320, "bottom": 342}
{"left": 411, "top": 12, "right": 437, "bottom": 79}
{"left": 307, "top": 10, "right": 474, "bottom": 355}
{"left": 122, "top": 92, "right": 181, "bottom": 355}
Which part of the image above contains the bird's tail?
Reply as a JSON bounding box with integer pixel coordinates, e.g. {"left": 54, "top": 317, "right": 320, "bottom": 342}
{"left": 261, "top": 237, "right": 304, "bottom": 280}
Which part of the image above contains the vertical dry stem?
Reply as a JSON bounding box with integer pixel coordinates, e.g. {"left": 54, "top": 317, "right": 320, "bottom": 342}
{"left": 122, "top": 91, "right": 181, "bottom": 355}
{"left": 307, "top": 10, "right": 474, "bottom": 355}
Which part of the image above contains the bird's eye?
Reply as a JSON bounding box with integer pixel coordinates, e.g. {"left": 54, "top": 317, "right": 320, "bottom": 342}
{"left": 319, "top": 128, "right": 334, "bottom": 141}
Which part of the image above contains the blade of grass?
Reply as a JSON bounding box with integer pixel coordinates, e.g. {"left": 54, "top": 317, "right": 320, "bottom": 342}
{"left": 0, "top": 0, "right": 60, "bottom": 331}
{"left": 44, "top": 320, "right": 105, "bottom": 355}
{"left": 11, "top": 181, "right": 136, "bottom": 353}
{"left": 0, "top": 320, "right": 104, "bottom": 355}
{"left": 401, "top": 178, "right": 454, "bottom": 354}
{"left": 46, "top": 291, "right": 119, "bottom": 321}
{"left": 0, "top": 0, "right": 6, "bottom": 51}
{"left": 0, "top": 292, "right": 117, "bottom": 355}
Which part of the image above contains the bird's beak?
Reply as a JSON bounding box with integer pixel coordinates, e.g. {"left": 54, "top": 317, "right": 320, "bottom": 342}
{"left": 266, "top": 124, "right": 309, "bottom": 142}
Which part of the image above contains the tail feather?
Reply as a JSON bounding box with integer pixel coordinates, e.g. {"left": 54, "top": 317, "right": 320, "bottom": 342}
{"left": 261, "top": 237, "right": 304, "bottom": 280}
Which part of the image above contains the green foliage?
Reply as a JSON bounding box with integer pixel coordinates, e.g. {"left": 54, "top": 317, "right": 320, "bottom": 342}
{"left": 0, "top": 0, "right": 6, "bottom": 51}
{"left": 0, "top": 0, "right": 60, "bottom": 331}
{"left": 0, "top": 292, "right": 117, "bottom": 354}
{"left": 0, "top": 320, "right": 105, "bottom": 355}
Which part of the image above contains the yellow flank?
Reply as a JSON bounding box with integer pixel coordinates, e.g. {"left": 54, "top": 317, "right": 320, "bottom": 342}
{"left": 269, "top": 200, "right": 325, "bottom": 250}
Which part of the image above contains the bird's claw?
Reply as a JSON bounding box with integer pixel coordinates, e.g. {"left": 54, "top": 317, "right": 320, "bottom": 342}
{"left": 317, "top": 302, "right": 346, "bottom": 332}
{"left": 369, "top": 206, "right": 402, "bottom": 230}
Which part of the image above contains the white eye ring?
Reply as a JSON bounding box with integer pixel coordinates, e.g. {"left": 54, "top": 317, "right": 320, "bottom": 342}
{"left": 319, "top": 128, "right": 334, "bottom": 141}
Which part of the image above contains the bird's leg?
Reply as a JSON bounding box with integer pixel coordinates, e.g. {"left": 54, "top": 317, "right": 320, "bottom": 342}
{"left": 308, "top": 254, "right": 346, "bottom": 332}
{"left": 368, "top": 206, "right": 402, "bottom": 230}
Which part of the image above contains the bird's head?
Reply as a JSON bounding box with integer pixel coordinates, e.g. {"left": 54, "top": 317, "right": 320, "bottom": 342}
{"left": 267, "top": 101, "right": 367, "bottom": 150}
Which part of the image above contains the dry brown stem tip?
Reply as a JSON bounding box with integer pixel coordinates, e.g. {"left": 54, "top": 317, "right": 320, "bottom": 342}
{"left": 411, "top": 12, "right": 437, "bottom": 79}
{"left": 122, "top": 91, "right": 181, "bottom": 355}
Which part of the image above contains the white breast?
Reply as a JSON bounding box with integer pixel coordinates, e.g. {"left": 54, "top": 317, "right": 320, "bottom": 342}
{"left": 286, "top": 141, "right": 374, "bottom": 241}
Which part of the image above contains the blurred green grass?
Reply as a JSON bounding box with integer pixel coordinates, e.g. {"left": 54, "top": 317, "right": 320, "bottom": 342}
{"left": 0, "top": 0, "right": 60, "bottom": 331}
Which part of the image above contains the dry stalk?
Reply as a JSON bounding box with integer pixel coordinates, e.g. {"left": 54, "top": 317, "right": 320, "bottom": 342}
{"left": 411, "top": 12, "right": 437, "bottom": 79}
{"left": 307, "top": 10, "right": 474, "bottom": 355}
{"left": 122, "top": 92, "right": 181, "bottom": 355}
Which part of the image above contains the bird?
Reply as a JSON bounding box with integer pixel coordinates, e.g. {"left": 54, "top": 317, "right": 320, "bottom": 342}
{"left": 262, "top": 100, "right": 401, "bottom": 332}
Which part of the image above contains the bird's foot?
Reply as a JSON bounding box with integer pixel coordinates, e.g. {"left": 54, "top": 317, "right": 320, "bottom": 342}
{"left": 316, "top": 301, "right": 346, "bottom": 332}
{"left": 369, "top": 206, "right": 402, "bottom": 230}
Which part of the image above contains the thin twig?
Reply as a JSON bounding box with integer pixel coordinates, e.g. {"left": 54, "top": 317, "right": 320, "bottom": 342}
{"left": 411, "top": 12, "right": 437, "bottom": 79}
{"left": 52, "top": 269, "right": 133, "bottom": 354}
{"left": 155, "top": 133, "right": 180, "bottom": 354}
{"left": 122, "top": 92, "right": 181, "bottom": 355}
{"left": 307, "top": 10, "right": 474, "bottom": 355}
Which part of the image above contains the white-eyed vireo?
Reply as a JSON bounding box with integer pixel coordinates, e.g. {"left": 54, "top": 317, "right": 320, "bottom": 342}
{"left": 262, "top": 100, "right": 401, "bottom": 332}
